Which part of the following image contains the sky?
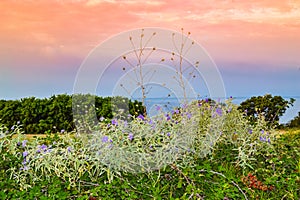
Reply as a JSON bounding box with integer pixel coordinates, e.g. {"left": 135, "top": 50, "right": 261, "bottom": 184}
{"left": 0, "top": 0, "right": 300, "bottom": 122}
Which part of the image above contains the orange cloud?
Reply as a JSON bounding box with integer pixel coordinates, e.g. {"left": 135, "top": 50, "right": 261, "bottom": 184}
{"left": 0, "top": 0, "right": 299, "bottom": 69}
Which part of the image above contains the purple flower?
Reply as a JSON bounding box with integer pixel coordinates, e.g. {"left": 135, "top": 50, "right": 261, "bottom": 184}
{"left": 99, "top": 116, "right": 105, "bottom": 121}
{"left": 137, "top": 114, "right": 145, "bottom": 121}
{"left": 172, "top": 109, "right": 179, "bottom": 115}
{"left": 205, "top": 98, "right": 209, "bottom": 103}
{"left": 11, "top": 125, "right": 15, "bottom": 130}
{"left": 215, "top": 108, "right": 222, "bottom": 116}
{"left": 167, "top": 132, "right": 171, "bottom": 137}
{"left": 128, "top": 133, "right": 134, "bottom": 141}
{"left": 148, "top": 119, "right": 153, "bottom": 125}
{"left": 22, "top": 151, "right": 28, "bottom": 157}
{"left": 22, "top": 140, "right": 28, "bottom": 147}
{"left": 111, "top": 119, "right": 118, "bottom": 126}
{"left": 186, "top": 112, "right": 192, "bottom": 119}
{"left": 61, "top": 129, "right": 65, "bottom": 133}
{"left": 102, "top": 136, "right": 109, "bottom": 143}
{"left": 22, "top": 158, "right": 27, "bottom": 165}
{"left": 165, "top": 114, "right": 171, "bottom": 121}
{"left": 248, "top": 129, "right": 252, "bottom": 134}
{"left": 259, "top": 136, "right": 266, "bottom": 142}
{"left": 40, "top": 144, "right": 47, "bottom": 150}
{"left": 17, "top": 142, "right": 21, "bottom": 146}
{"left": 20, "top": 166, "right": 29, "bottom": 171}
{"left": 156, "top": 105, "right": 161, "bottom": 111}
{"left": 267, "top": 138, "right": 271, "bottom": 143}
{"left": 261, "top": 130, "right": 265, "bottom": 134}
{"left": 67, "top": 146, "right": 72, "bottom": 153}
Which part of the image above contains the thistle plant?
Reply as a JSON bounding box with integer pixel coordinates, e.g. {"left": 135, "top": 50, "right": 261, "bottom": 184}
{"left": 119, "top": 28, "right": 200, "bottom": 114}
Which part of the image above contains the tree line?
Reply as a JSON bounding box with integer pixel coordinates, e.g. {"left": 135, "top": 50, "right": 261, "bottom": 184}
{"left": 0, "top": 94, "right": 144, "bottom": 134}
{"left": 0, "top": 93, "right": 298, "bottom": 134}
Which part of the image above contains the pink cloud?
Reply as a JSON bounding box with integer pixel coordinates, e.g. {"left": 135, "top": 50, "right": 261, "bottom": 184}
{"left": 0, "top": 0, "right": 299, "bottom": 71}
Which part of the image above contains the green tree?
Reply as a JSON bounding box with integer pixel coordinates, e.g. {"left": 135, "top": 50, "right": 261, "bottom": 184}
{"left": 238, "top": 94, "right": 295, "bottom": 127}
{"left": 287, "top": 112, "right": 300, "bottom": 128}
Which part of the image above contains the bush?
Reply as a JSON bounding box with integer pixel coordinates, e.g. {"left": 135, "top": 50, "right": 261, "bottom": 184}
{"left": 0, "top": 94, "right": 144, "bottom": 134}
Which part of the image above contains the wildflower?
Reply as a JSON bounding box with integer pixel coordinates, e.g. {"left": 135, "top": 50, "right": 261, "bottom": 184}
{"left": 248, "top": 129, "right": 253, "bottom": 134}
{"left": 67, "top": 146, "right": 72, "bottom": 153}
{"left": 111, "top": 119, "right": 118, "bottom": 126}
{"left": 167, "top": 132, "right": 171, "bottom": 137}
{"left": 61, "top": 129, "right": 65, "bottom": 133}
{"left": 137, "top": 114, "right": 145, "bottom": 121}
{"left": 259, "top": 136, "right": 266, "bottom": 142}
{"left": 40, "top": 144, "right": 47, "bottom": 150}
{"left": 205, "top": 98, "right": 209, "bottom": 103}
{"left": 156, "top": 105, "right": 161, "bottom": 111}
{"left": 22, "top": 151, "right": 28, "bottom": 157}
{"left": 22, "top": 158, "right": 27, "bottom": 165}
{"left": 99, "top": 116, "right": 105, "bottom": 121}
{"left": 186, "top": 112, "right": 192, "bottom": 119}
{"left": 215, "top": 108, "right": 222, "bottom": 116}
{"left": 17, "top": 121, "right": 20, "bottom": 125}
{"left": 102, "top": 136, "right": 109, "bottom": 143}
{"left": 20, "top": 166, "right": 29, "bottom": 171}
{"left": 261, "top": 130, "right": 264, "bottom": 134}
{"left": 22, "top": 140, "right": 28, "bottom": 147}
{"left": 17, "top": 142, "right": 21, "bottom": 146}
{"left": 128, "top": 133, "right": 134, "bottom": 141}
{"left": 148, "top": 119, "right": 153, "bottom": 125}
{"left": 165, "top": 114, "right": 171, "bottom": 121}
{"left": 11, "top": 125, "right": 15, "bottom": 130}
{"left": 267, "top": 138, "right": 271, "bottom": 143}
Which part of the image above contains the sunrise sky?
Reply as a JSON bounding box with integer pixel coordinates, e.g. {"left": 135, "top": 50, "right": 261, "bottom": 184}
{"left": 0, "top": 0, "right": 300, "bottom": 122}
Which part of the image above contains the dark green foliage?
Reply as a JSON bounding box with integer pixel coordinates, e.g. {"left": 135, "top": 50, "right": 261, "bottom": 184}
{"left": 287, "top": 112, "right": 300, "bottom": 128}
{"left": 0, "top": 94, "right": 144, "bottom": 134}
{"left": 238, "top": 94, "right": 295, "bottom": 127}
